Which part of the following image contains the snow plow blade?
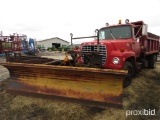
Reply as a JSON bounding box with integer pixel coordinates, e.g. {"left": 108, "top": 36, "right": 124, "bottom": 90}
{"left": 0, "top": 62, "right": 127, "bottom": 107}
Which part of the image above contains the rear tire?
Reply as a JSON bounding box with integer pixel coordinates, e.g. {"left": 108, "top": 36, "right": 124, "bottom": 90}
{"left": 123, "top": 61, "right": 134, "bottom": 88}
{"left": 148, "top": 54, "right": 157, "bottom": 69}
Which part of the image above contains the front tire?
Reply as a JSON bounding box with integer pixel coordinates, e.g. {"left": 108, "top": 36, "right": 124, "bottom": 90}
{"left": 123, "top": 61, "right": 134, "bottom": 88}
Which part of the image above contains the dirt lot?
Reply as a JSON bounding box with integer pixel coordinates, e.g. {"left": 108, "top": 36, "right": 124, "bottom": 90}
{"left": 0, "top": 54, "right": 160, "bottom": 120}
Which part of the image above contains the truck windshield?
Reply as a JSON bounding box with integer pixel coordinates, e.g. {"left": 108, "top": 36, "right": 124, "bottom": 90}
{"left": 99, "top": 25, "right": 132, "bottom": 40}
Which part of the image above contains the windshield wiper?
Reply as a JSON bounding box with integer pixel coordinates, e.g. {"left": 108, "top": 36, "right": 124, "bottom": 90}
{"left": 110, "top": 30, "right": 116, "bottom": 40}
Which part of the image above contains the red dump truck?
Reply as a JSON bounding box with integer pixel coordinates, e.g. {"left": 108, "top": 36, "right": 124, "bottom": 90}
{"left": 71, "top": 19, "right": 160, "bottom": 87}
{"left": 0, "top": 19, "right": 159, "bottom": 107}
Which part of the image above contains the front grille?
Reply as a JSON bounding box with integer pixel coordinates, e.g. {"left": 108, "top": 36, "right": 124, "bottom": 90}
{"left": 81, "top": 45, "right": 107, "bottom": 64}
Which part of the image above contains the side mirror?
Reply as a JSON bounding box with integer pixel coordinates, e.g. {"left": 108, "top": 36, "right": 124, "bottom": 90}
{"left": 142, "top": 24, "right": 148, "bottom": 35}
{"left": 93, "top": 29, "right": 99, "bottom": 40}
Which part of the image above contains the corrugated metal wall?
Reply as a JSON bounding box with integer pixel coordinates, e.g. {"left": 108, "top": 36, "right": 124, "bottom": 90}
{"left": 37, "top": 38, "right": 69, "bottom": 48}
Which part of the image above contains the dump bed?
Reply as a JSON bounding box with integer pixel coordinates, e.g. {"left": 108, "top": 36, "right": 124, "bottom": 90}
{"left": 131, "top": 21, "right": 159, "bottom": 54}
{"left": 146, "top": 32, "right": 159, "bottom": 52}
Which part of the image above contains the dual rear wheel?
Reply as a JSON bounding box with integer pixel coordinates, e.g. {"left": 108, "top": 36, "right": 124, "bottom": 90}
{"left": 148, "top": 54, "right": 157, "bottom": 69}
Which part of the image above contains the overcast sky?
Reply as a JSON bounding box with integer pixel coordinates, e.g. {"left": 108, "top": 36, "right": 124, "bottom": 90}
{"left": 0, "top": 0, "right": 160, "bottom": 44}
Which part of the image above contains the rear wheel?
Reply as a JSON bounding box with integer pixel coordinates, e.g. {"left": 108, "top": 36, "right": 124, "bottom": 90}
{"left": 123, "top": 61, "right": 134, "bottom": 88}
{"left": 148, "top": 54, "right": 157, "bottom": 69}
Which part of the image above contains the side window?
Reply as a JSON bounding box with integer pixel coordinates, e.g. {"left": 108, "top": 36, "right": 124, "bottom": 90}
{"left": 99, "top": 31, "right": 105, "bottom": 40}
{"left": 134, "top": 28, "right": 138, "bottom": 38}
{"left": 134, "top": 26, "right": 142, "bottom": 38}
{"left": 133, "top": 28, "right": 140, "bottom": 42}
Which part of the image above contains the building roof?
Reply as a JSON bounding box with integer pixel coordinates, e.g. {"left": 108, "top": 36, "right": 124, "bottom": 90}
{"left": 38, "top": 37, "right": 69, "bottom": 43}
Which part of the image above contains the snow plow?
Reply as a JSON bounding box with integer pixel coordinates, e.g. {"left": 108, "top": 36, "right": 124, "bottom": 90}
{"left": 0, "top": 61, "right": 127, "bottom": 108}
{"left": 0, "top": 52, "right": 127, "bottom": 108}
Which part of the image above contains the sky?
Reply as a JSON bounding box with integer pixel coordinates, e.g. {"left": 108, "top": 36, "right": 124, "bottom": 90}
{"left": 0, "top": 0, "right": 160, "bottom": 44}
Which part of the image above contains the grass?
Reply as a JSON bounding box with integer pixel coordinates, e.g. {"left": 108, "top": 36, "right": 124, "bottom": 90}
{"left": 0, "top": 65, "right": 160, "bottom": 120}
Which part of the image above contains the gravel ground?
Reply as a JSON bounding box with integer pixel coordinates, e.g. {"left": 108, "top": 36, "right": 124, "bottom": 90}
{"left": 0, "top": 57, "right": 9, "bottom": 81}
{"left": 0, "top": 65, "right": 9, "bottom": 81}
{"left": 38, "top": 51, "right": 72, "bottom": 60}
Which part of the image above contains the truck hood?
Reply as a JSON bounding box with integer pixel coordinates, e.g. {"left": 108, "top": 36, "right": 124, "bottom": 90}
{"left": 109, "top": 39, "right": 133, "bottom": 51}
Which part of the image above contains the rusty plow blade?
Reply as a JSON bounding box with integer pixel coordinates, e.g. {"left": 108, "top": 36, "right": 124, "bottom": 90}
{"left": 0, "top": 62, "right": 127, "bottom": 107}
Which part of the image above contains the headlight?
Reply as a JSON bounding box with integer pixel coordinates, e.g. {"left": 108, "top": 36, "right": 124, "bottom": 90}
{"left": 112, "top": 57, "right": 120, "bottom": 64}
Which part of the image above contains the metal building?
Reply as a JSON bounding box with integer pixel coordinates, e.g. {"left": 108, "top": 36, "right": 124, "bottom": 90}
{"left": 37, "top": 37, "right": 69, "bottom": 49}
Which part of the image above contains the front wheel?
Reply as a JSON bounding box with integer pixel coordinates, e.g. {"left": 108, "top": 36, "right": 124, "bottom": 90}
{"left": 123, "top": 61, "right": 134, "bottom": 88}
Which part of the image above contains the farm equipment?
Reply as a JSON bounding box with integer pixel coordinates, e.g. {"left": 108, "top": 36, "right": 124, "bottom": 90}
{"left": 0, "top": 32, "right": 25, "bottom": 55}
{"left": 0, "top": 31, "right": 38, "bottom": 56}
{"left": 0, "top": 19, "right": 159, "bottom": 107}
{"left": 22, "top": 38, "right": 38, "bottom": 55}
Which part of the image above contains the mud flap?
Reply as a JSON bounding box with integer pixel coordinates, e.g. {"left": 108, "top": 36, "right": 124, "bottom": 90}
{"left": 0, "top": 62, "right": 127, "bottom": 108}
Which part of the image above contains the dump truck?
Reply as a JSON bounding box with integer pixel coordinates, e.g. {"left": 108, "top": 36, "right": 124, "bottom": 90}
{"left": 70, "top": 19, "right": 160, "bottom": 87}
{"left": 0, "top": 19, "right": 159, "bottom": 108}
